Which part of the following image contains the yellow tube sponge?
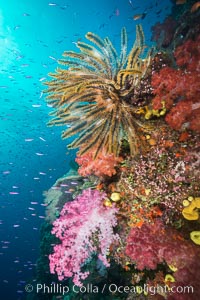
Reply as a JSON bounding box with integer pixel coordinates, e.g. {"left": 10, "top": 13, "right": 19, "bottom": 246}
{"left": 194, "top": 197, "right": 200, "bottom": 208}
{"left": 182, "top": 209, "right": 199, "bottom": 220}
{"left": 182, "top": 199, "right": 190, "bottom": 207}
{"left": 110, "top": 192, "right": 121, "bottom": 202}
{"left": 103, "top": 198, "right": 113, "bottom": 207}
{"left": 182, "top": 197, "right": 199, "bottom": 220}
{"left": 168, "top": 264, "right": 178, "bottom": 272}
{"left": 190, "top": 231, "right": 200, "bottom": 245}
{"left": 165, "top": 274, "right": 175, "bottom": 283}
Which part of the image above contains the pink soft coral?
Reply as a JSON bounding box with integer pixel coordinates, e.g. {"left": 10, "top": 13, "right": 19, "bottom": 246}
{"left": 49, "top": 189, "right": 119, "bottom": 286}
{"left": 76, "top": 149, "right": 123, "bottom": 177}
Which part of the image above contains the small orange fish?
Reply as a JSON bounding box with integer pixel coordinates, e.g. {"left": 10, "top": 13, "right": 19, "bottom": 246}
{"left": 191, "top": 1, "right": 200, "bottom": 12}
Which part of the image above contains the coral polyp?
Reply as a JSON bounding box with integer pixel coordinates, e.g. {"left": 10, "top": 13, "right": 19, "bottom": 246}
{"left": 44, "top": 25, "right": 154, "bottom": 157}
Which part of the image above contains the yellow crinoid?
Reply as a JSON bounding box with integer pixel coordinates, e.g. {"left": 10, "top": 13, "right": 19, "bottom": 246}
{"left": 44, "top": 25, "right": 154, "bottom": 157}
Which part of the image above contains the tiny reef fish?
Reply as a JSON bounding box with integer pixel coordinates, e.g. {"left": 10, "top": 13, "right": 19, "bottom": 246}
{"left": 191, "top": 1, "right": 200, "bottom": 12}
{"left": 133, "top": 12, "right": 147, "bottom": 20}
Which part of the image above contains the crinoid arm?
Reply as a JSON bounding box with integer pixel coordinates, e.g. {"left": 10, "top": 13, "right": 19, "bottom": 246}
{"left": 44, "top": 25, "right": 154, "bottom": 158}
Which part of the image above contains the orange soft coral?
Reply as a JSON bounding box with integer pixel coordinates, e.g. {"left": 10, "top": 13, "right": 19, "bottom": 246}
{"left": 75, "top": 149, "right": 123, "bottom": 177}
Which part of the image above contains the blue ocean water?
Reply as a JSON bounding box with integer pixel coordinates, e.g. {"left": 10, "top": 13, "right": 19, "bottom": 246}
{"left": 0, "top": 0, "right": 174, "bottom": 299}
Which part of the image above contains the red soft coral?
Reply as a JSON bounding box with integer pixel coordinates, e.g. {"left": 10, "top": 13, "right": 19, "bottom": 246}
{"left": 174, "top": 35, "right": 200, "bottom": 72}
{"left": 165, "top": 100, "right": 193, "bottom": 130}
{"left": 76, "top": 149, "right": 123, "bottom": 177}
{"left": 152, "top": 67, "right": 182, "bottom": 110}
{"left": 125, "top": 220, "right": 200, "bottom": 299}
{"left": 151, "top": 35, "right": 200, "bottom": 132}
{"left": 125, "top": 220, "right": 200, "bottom": 271}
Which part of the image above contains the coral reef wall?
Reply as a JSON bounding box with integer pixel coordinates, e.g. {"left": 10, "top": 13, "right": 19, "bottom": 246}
{"left": 34, "top": 2, "right": 200, "bottom": 299}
